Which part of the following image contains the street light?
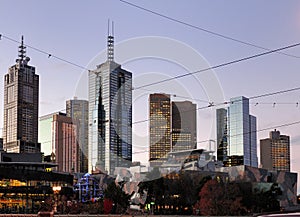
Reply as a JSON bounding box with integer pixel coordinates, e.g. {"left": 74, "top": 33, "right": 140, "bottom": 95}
{"left": 52, "top": 186, "right": 61, "bottom": 213}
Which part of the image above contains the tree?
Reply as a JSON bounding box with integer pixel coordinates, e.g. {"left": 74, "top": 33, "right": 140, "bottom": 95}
{"left": 195, "top": 179, "right": 247, "bottom": 216}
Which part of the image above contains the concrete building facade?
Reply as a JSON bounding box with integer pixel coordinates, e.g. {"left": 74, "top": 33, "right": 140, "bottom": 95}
{"left": 260, "top": 130, "right": 290, "bottom": 172}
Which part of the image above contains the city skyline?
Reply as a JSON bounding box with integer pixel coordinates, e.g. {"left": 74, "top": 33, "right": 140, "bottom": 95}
{"left": 1, "top": 1, "right": 300, "bottom": 191}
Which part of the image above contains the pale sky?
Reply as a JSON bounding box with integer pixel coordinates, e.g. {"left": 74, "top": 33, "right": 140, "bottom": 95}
{"left": 1, "top": 0, "right": 300, "bottom": 192}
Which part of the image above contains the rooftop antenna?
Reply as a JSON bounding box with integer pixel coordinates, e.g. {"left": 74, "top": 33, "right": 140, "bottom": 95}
{"left": 18, "top": 35, "right": 26, "bottom": 63}
{"left": 107, "top": 19, "right": 114, "bottom": 62}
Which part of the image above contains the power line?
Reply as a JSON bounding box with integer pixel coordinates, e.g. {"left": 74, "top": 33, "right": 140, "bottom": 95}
{"left": 119, "top": 0, "right": 300, "bottom": 59}
{"left": 133, "top": 42, "right": 300, "bottom": 90}
{"left": 122, "top": 118, "right": 300, "bottom": 155}
{"left": 2, "top": 34, "right": 300, "bottom": 93}
{"left": 132, "top": 85, "right": 300, "bottom": 125}
{"left": 0, "top": 34, "right": 91, "bottom": 71}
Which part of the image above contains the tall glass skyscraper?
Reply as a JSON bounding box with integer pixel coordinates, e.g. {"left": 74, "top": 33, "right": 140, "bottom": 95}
{"left": 88, "top": 33, "right": 132, "bottom": 175}
{"left": 3, "top": 36, "right": 40, "bottom": 153}
{"left": 66, "top": 98, "right": 89, "bottom": 173}
{"left": 216, "top": 96, "right": 258, "bottom": 167}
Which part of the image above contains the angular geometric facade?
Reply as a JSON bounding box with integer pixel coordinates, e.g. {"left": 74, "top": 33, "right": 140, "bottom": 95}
{"left": 217, "top": 165, "right": 297, "bottom": 208}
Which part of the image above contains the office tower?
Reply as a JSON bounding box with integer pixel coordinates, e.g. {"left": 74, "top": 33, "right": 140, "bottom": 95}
{"left": 149, "top": 94, "right": 171, "bottom": 167}
{"left": 66, "top": 98, "right": 89, "bottom": 173}
{"left": 260, "top": 130, "right": 290, "bottom": 171}
{"left": 171, "top": 101, "right": 197, "bottom": 151}
{"left": 88, "top": 31, "right": 132, "bottom": 175}
{"left": 52, "top": 113, "right": 77, "bottom": 173}
{"left": 3, "top": 36, "right": 40, "bottom": 153}
{"left": 216, "top": 96, "right": 258, "bottom": 167}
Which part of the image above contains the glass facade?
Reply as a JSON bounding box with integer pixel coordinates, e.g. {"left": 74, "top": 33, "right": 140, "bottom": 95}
{"left": 66, "top": 98, "right": 89, "bottom": 173}
{"left": 216, "top": 108, "right": 228, "bottom": 162}
{"left": 38, "top": 113, "right": 54, "bottom": 156}
{"left": 149, "top": 94, "right": 171, "bottom": 167}
{"left": 88, "top": 60, "right": 132, "bottom": 175}
{"left": 216, "top": 96, "right": 258, "bottom": 167}
{"left": 171, "top": 101, "right": 197, "bottom": 152}
{"left": 3, "top": 40, "right": 40, "bottom": 153}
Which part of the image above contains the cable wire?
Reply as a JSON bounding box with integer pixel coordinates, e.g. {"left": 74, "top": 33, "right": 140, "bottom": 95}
{"left": 120, "top": 0, "right": 300, "bottom": 59}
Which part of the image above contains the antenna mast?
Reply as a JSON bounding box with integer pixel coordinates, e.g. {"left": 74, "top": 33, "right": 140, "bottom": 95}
{"left": 18, "top": 35, "right": 26, "bottom": 64}
{"left": 107, "top": 20, "right": 114, "bottom": 62}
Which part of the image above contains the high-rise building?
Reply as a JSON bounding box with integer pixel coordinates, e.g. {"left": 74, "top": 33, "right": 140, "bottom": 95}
{"left": 171, "top": 101, "right": 197, "bottom": 151}
{"left": 260, "top": 130, "right": 290, "bottom": 172}
{"left": 88, "top": 32, "right": 132, "bottom": 175}
{"left": 39, "top": 112, "right": 78, "bottom": 173}
{"left": 149, "top": 94, "right": 197, "bottom": 166}
{"left": 2, "top": 36, "right": 40, "bottom": 153}
{"left": 149, "top": 94, "right": 171, "bottom": 167}
{"left": 66, "top": 98, "right": 88, "bottom": 173}
{"left": 216, "top": 96, "right": 258, "bottom": 167}
{"left": 52, "top": 113, "right": 77, "bottom": 173}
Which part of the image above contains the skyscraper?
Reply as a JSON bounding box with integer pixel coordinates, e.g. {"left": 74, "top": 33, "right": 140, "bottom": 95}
{"left": 3, "top": 36, "right": 40, "bottom": 153}
{"left": 66, "top": 98, "right": 89, "bottom": 173}
{"left": 149, "top": 94, "right": 171, "bottom": 167}
{"left": 149, "top": 94, "right": 197, "bottom": 166}
{"left": 260, "top": 130, "right": 290, "bottom": 172}
{"left": 52, "top": 113, "right": 77, "bottom": 173}
{"left": 216, "top": 96, "right": 258, "bottom": 167}
{"left": 171, "top": 101, "right": 197, "bottom": 151}
{"left": 88, "top": 31, "right": 132, "bottom": 175}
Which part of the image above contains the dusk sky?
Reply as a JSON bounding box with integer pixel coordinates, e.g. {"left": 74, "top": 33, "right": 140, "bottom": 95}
{"left": 1, "top": 1, "right": 300, "bottom": 192}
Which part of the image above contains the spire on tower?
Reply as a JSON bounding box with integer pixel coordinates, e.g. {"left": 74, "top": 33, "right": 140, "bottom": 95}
{"left": 107, "top": 20, "right": 114, "bottom": 62}
{"left": 18, "top": 35, "right": 26, "bottom": 63}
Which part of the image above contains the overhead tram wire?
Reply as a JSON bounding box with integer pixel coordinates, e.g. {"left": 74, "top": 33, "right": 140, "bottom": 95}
{"left": 115, "top": 119, "right": 300, "bottom": 155}
{"left": 119, "top": 0, "right": 300, "bottom": 59}
{"left": 1, "top": 33, "right": 300, "bottom": 92}
{"left": 132, "top": 85, "right": 300, "bottom": 125}
{"left": 35, "top": 118, "right": 300, "bottom": 160}
{"left": 2, "top": 35, "right": 300, "bottom": 125}
{"left": 133, "top": 42, "right": 300, "bottom": 90}
{"left": 0, "top": 34, "right": 91, "bottom": 71}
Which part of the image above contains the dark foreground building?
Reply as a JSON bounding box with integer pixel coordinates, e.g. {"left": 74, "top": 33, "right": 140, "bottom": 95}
{"left": 0, "top": 151, "right": 73, "bottom": 213}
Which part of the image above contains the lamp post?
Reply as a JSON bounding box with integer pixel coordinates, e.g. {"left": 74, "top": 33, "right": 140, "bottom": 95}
{"left": 52, "top": 186, "right": 61, "bottom": 213}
